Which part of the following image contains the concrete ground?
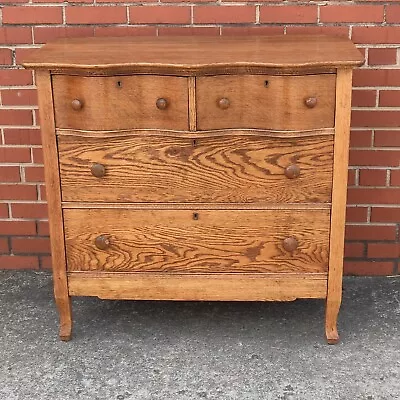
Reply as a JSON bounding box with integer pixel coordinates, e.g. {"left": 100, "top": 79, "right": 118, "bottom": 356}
{"left": 0, "top": 271, "right": 399, "bottom": 400}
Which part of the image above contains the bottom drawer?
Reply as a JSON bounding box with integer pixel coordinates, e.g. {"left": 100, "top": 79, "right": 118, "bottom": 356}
{"left": 64, "top": 209, "right": 330, "bottom": 274}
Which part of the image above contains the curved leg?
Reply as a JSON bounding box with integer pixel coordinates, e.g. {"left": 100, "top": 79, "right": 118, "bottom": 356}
{"left": 325, "top": 298, "right": 340, "bottom": 344}
{"left": 55, "top": 296, "right": 72, "bottom": 341}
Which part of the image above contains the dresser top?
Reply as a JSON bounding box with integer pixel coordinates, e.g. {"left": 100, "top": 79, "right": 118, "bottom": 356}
{"left": 23, "top": 35, "right": 363, "bottom": 74}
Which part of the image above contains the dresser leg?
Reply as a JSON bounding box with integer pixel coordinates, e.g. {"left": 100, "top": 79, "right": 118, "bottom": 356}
{"left": 55, "top": 296, "right": 73, "bottom": 341}
{"left": 325, "top": 299, "right": 340, "bottom": 344}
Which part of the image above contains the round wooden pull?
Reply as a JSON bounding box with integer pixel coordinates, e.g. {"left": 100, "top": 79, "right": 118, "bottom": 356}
{"left": 71, "top": 99, "right": 83, "bottom": 111}
{"left": 95, "top": 235, "right": 110, "bottom": 250}
{"left": 218, "top": 98, "right": 230, "bottom": 110}
{"left": 283, "top": 237, "right": 298, "bottom": 252}
{"left": 90, "top": 163, "right": 106, "bottom": 178}
{"left": 156, "top": 98, "right": 168, "bottom": 110}
{"left": 284, "top": 164, "right": 300, "bottom": 179}
{"left": 304, "top": 97, "right": 317, "bottom": 108}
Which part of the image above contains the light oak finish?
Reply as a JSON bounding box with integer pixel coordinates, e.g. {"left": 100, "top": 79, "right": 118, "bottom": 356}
{"left": 197, "top": 74, "right": 336, "bottom": 130}
{"left": 22, "top": 35, "right": 363, "bottom": 343}
{"left": 58, "top": 133, "right": 334, "bottom": 203}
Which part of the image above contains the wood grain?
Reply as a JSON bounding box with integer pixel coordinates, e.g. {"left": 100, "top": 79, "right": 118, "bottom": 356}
{"left": 58, "top": 134, "right": 334, "bottom": 203}
{"left": 22, "top": 35, "right": 364, "bottom": 74}
{"left": 36, "top": 70, "right": 72, "bottom": 341}
{"left": 52, "top": 75, "right": 189, "bottom": 131}
{"left": 326, "top": 68, "right": 353, "bottom": 344}
{"left": 64, "top": 209, "right": 330, "bottom": 274}
{"left": 197, "top": 74, "right": 336, "bottom": 131}
{"left": 68, "top": 272, "right": 328, "bottom": 301}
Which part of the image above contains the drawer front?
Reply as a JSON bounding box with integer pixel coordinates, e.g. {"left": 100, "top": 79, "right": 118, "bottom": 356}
{"left": 196, "top": 74, "right": 336, "bottom": 130}
{"left": 64, "top": 209, "right": 330, "bottom": 273}
{"left": 52, "top": 75, "right": 189, "bottom": 131}
{"left": 58, "top": 134, "right": 334, "bottom": 203}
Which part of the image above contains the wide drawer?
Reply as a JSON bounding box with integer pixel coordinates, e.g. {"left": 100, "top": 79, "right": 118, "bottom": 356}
{"left": 52, "top": 75, "right": 189, "bottom": 130}
{"left": 58, "top": 134, "right": 334, "bottom": 203}
{"left": 64, "top": 209, "right": 330, "bottom": 273}
{"left": 196, "top": 74, "right": 336, "bottom": 130}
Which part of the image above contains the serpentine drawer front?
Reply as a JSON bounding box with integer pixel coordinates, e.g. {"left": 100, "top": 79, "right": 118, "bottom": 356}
{"left": 23, "top": 35, "right": 364, "bottom": 343}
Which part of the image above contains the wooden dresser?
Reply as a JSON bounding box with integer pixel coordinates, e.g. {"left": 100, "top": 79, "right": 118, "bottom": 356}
{"left": 23, "top": 36, "right": 363, "bottom": 343}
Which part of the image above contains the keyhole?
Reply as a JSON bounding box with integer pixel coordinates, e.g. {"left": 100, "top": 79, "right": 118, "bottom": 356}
{"left": 192, "top": 139, "right": 197, "bottom": 147}
{"left": 264, "top": 80, "right": 269, "bottom": 87}
{"left": 193, "top": 212, "right": 199, "bottom": 220}
{"left": 116, "top": 80, "right": 123, "bottom": 88}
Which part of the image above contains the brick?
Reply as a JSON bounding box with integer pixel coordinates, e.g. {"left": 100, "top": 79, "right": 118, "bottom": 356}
{"left": 351, "top": 90, "right": 376, "bottom": 107}
{"left": 368, "top": 48, "right": 397, "bottom": 66}
{"left": 14, "top": 48, "right": 38, "bottom": 66}
{"left": 0, "top": 255, "right": 39, "bottom": 270}
{"left": 351, "top": 111, "right": 400, "bottom": 128}
{"left": 320, "top": 5, "right": 383, "bottom": 23}
{"left": 344, "top": 242, "right": 364, "bottom": 258}
{"left": 345, "top": 225, "right": 396, "bottom": 241}
{"left": 0, "top": 166, "right": 20, "bottom": 182}
{"left": 1, "top": 89, "right": 38, "bottom": 106}
{"left": 2, "top": 6, "right": 63, "bottom": 24}
{"left": 352, "top": 27, "right": 400, "bottom": 45}
{"left": 1, "top": 0, "right": 29, "bottom": 3}
{"left": 94, "top": 26, "right": 156, "bottom": 37}
{"left": 0, "top": 70, "right": 32, "bottom": 86}
{"left": 34, "top": 27, "right": 94, "bottom": 44}
{"left": 347, "top": 188, "right": 400, "bottom": 205}
{"left": 353, "top": 69, "right": 400, "bottom": 87}
{"left": 344, "top": 261, "right": 394, "bottom": 276}
{"left": 348, "top": 169, "right": 356, "bottom": 186}
{"left": 0, "top": 109, "right": 33, "bottom": 126}
{"left": 3, "top": 128, "right": 41, "bottom": 145}
{"left": 346, "top": 206, "right": 368, "bottom": 222}
{"left": 350, "top": 130, "right": 372, "bottom": 147}
{"left": 0, "top": 49, "right": 13, "bottom": 65}
{"left": 349, "top": 149, "right": 400, "bottom": 167}
{"left": 159, "top": 27, "right": 220, "bottom": 36}
{"left": 11, "top": 203, "right": 48, "bottom": 219}
{"left": 39, "top": 255, "right": 52, "bottom": 270}
{"left": 260, "top": 5, "right": 317, "bottom": 23}
{"left": 390, "top": 170, "right": 400, "bottom": 186}
{"left": 39, "top": 185, "right": 46, "bottom": 201}
{"left": 0, "top": 204, "right": 9, "bottom": 218}
{"left": 37, "top": 220, "right": 49, "bottom": 236}
{"left": 371, "top": 207, "right": 400, "bottom": 222}
{"left": 286, "top": 26, "right": 349, "bottom": 38}
{"left": 130, "top": 6, "right": 191, "bottom": 24}
{"left": 24, "top": 166, "right": 44, "bottom": 182}
{"left": 66, "top": 6, "right": 127, "bottom": 24}
{"left": 368, "top": 243, "right": 400, "bottom": 259}
{"left": 0, "top": 147, "right": 31, "bottom": 163}
{"left": 0, "top": 185, "right": 37, "bottom": 200}
{"left": 0, "top": 27, "right": 32, "bottom": 44}
{"left": 0, "top": 221, "right": 36, "bottom": 235}
{"left": 386, "top": 6, "right": 400, "bottom": 23}
{"left": 193, "top": 6, "right": 255, "bottom": 24}
{"left": 374, "top": 130, "right": 400, "bottom": 147}
{"left": 0, "top": 238, "right": 9, "bottom": 254}
{"left": 222, "top": 26, "right": 284, "bottom": 36}
{"left": 359, "top": 169, "right": 387, "bottom": 186}
{"left": 379, "top": 91, "right": 400, "bottom": 107}
{"left": 32, "top": 148, "right": 43, "bottom": 163}
{"left": 12, "top": 237, "right": 50, "bottom": 254}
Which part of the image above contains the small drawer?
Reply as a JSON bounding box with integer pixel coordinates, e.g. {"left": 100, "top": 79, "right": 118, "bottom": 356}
{"left": 58, "top": 133, "right": 334, "bottom": 204}
{"left": 52, "top": 75, "right": 189, "bottom": 131}
{"left": 196, "top": 74, "right": 336, "bottom": 131}
{"left": 64, "top": 209, "right": 330, "bottom": 274}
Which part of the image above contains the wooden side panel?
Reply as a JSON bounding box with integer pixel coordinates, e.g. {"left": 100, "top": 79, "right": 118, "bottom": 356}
{"left": 64, "top": 209, "right": 330, "bottom": 274}
{"left": 326, "top": 68, "right": 353, "bottom": 344}
{"left": 197, "top": 74, "right": 336, "bottom": 130}
{"left": 36, "top": 70, "right": 72, "bottom": 341}
{"left": 52, "top": 75, "right": 189, "bottom": 131}
{"left": 58, "top": 134, "right": 334, "bottom": 204}
{"left": 68, "top": 272, "right": 328, "bottom": 301}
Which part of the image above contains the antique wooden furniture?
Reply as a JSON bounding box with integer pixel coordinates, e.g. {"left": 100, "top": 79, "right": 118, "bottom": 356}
{"left": 23, "top": 36, "right": 363, "bottom": 343}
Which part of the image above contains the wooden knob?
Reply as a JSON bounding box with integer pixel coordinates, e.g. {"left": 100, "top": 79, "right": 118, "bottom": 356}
{"left": 90, "top": 163, "right": 106, "bottom": 178}
{"left": 284, "top": 164, "right": 300, "bottom": 179}
{"left": 95, "top": 235, "right": 110, "bottom": 250}
{"left": 283, "top": 237, "right": 298, "bottom": 252}
{"left": 156, "top": 98, "right": 168, "bottom": 110}
{"left": 71, "top": 99, "right": 83, "bottom": 111}
{"left": 304, "top": 97, "right": 317, "bottom": 108}
{"left": 218, "top": 98, "right": 230, "bottom": 110}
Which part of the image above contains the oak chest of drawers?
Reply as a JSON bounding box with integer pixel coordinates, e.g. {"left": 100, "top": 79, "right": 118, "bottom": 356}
{"left": 23, "top": 35, "right": 363, "bottom": 343}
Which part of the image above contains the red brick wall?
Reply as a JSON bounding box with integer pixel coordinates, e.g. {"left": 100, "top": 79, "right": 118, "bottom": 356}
{"left": 0, "top": 1, "right": 399, "bottom": 275}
